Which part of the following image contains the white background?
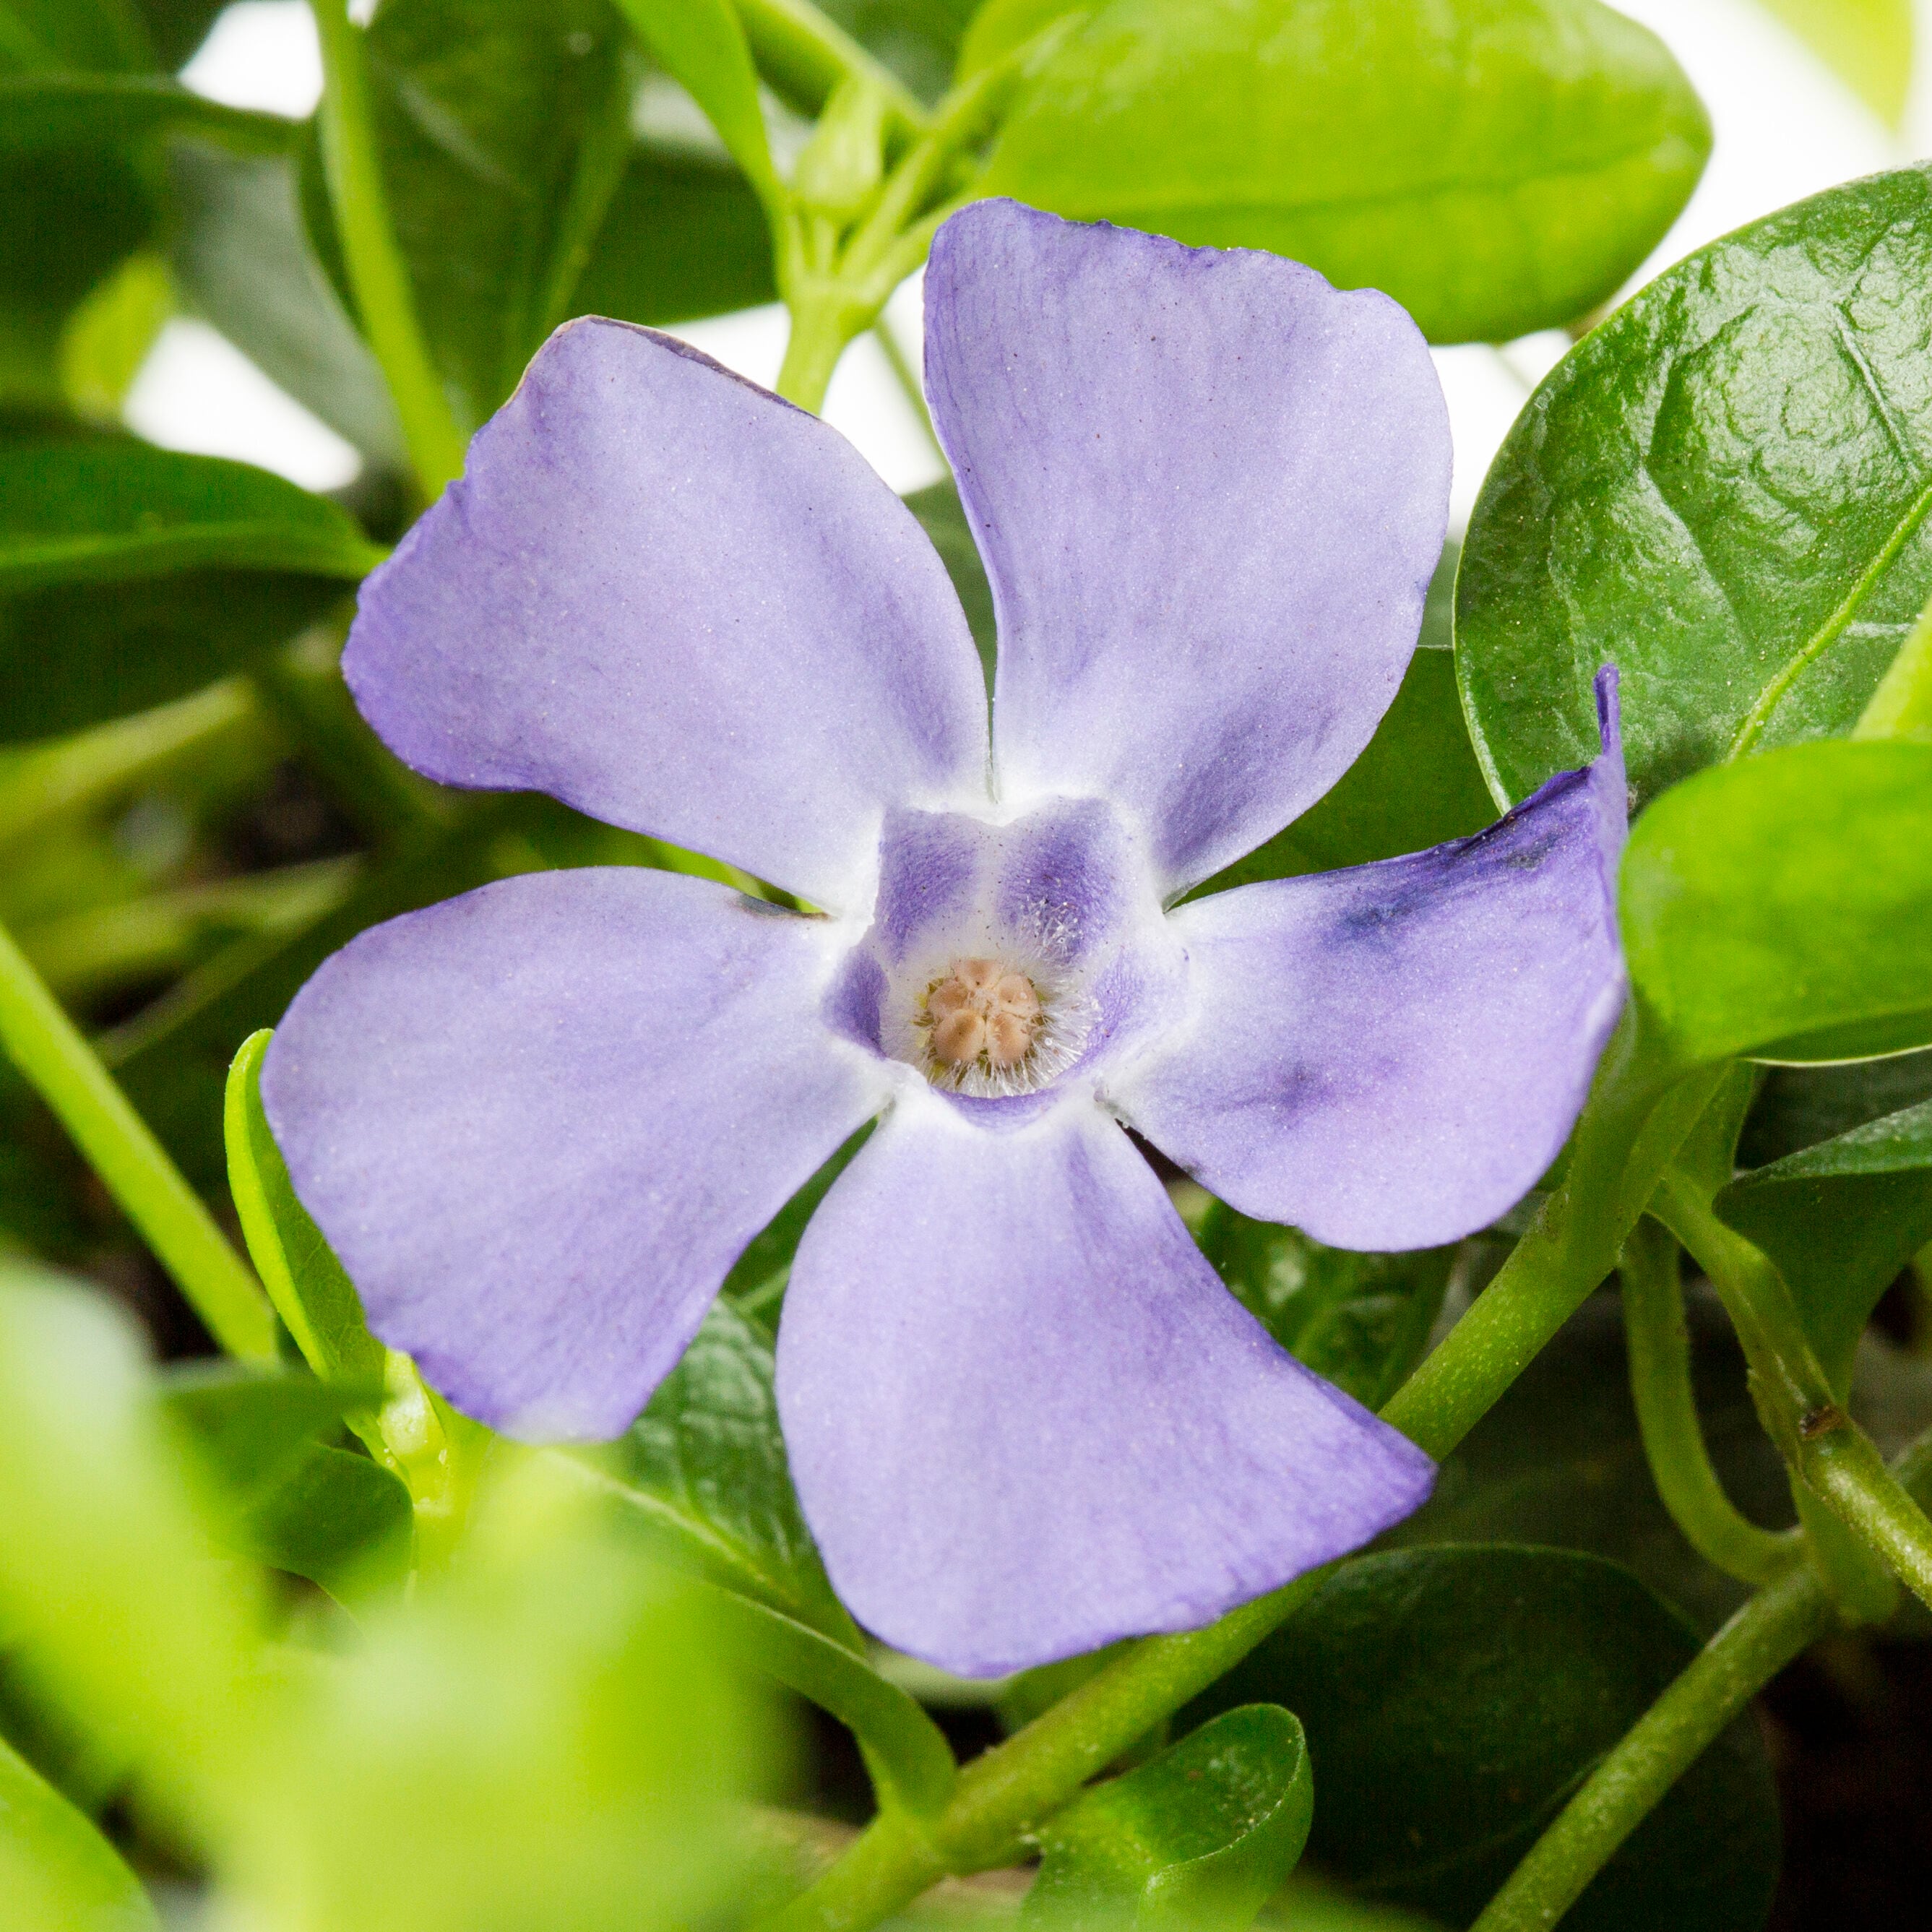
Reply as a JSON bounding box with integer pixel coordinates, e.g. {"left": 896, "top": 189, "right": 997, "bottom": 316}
{"left": 134, "top": 0, "right": 1932, "bottom": 527}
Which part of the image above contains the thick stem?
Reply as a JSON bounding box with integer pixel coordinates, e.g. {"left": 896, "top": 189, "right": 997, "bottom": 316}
{"left": 776, "top": 294, "right": 861, "bottom": 411}
{"left": 309, "top": 0, "right": 467, "bottom": 495}
{"left": 1470, "top": 1563, "right": 1833, "bottom": 1932}
{"left": 1383, "top": 1018, "right": 1722, "bottom": 1460}
{"left": 1619, "top": 1217, "right": 1802, "bottom": 1584}
{"left": 0, "top": 920, "right": 273, "bottom": 1358}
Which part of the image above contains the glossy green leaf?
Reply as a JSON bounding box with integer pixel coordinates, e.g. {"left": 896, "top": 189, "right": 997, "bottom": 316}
{"left": 1458, "top": 164, "right": 1932, "bottom": 812}
{"left": 695, "top": 1582, "right": 955, "bottom": 1818}
{"left": 1183, "top": 1545, "right": 1781, "bottom": 1931}
{"left": 1191, "top": 1203, "right": 1452, "bottom": 1410}
{"left": 170, "top": 146, "right": 407, "bottom": 470}
{"left": 1718, "top": 1097, "right": 1932, "bottom": 1396}
{"left": 0, "top": 1732, "right": 155, "bottom": 1931}
{"left": 0, "top": 441, "right": 379, "bottom": 740}
{"left": 572, "top": 144, "right": 777, "bottom": 329}
{"left": 613, "top": 0, "right": 781, "bottom": 209}
{"left": 1188, "top": 638, "right": 1496, "bottom": 896}
{"left": 301, "top": 0, "right": 635, "bottom": 431}
{"left": 971, "top": 0, "right": 1708, "bottom": 345}
{"left": 1754, "top": 0, "right": 1912, "bottom": 127}
{"left": 1024, "top": 1704, "right": 1312, "bottom": 1931}
{"left": 583, "top": 1295, "right": 856, "bottom": 1645}
{"left": 1620, "top": 740, "right": 1932, "bottom": 1066}
{"left": 224, "top": 1028, "right": 387, "bottom": 1392}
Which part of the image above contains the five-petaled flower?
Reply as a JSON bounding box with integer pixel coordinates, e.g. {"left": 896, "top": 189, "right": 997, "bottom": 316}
{"left": 265, "top": 200, "right": 1627, "bottom": 1676}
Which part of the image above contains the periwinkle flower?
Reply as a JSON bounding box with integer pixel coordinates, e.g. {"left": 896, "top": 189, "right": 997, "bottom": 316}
{"left": 264, "top": 200, "right": 1627, "bottom": 1676}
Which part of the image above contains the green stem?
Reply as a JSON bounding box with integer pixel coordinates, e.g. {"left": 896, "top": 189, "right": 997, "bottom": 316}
{"left": 776, "top": 293, "right": 861, "bottom": 410}
{"left": 1383, "top": 1017, "right": 1723, "bottom": 1460}
{"left": 1619, "top": 1217, "right": 1803, "bottom": 1584}
{"left": 734, "top": 0, "right": 927, "bottom": 137}
{"left": 309, "top": 0, "right": 467, "bottom": 496}
{"left": 1654, "top": 1170, "right": 1932, "bottom": 1614}
{"left": 1470, "top": 1561, "right": 1833, "bottom": 1932}
{"left": 0, "top": 920, "right": 273, "bottom": 1358}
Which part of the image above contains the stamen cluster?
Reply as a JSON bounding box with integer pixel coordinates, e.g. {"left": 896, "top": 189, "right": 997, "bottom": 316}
{"left": 921, "top": 958, "right": 1043, "bottom": 1075}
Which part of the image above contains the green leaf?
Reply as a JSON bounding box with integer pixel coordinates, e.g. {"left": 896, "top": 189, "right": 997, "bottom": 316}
{"left": 224, "top": 1028, "right": 387, "bottom": 1392}
{"left": 0, "top": 74, "right": 294, "bottom": 155}
{"left": 971, "top": 0, "right": 1709, "bottom": 345}
{"left": 695, "top": 1582, "right": 956, "bottom": 1818}
{"left": 0, "top": 1731, "right": 156, "bottom": 1931}
{"left": 1458, "top": 163, "right": 1932, "bottom": 813}
{"left": 130, "top": 0, "right": 228, "bottom": 72}
{"left": 1718, "top": 1098, "right": 1932, "bottom": 1397}
{"left": 1023, "top": 1704, "right": 1312, "bottom": 1931}
{"left": 612, "top": 0, "right": 782, "bottom": 210}
{"left": 160, "top": 1358, "right": 356, "bottom": 1496}
{"left": 169, "top": 146, "right": 407, "bottom": 469}
{"left": 1191, "top": 1202, "right": 1452, "bottom": 1411}
{"left": 1183, "top": 1545, "right": 1781, "bottom": 1931}
{"left": 0, "top": 441, "right": 379, "bottom": 740}
{"left": 300, "top": 0, "right": 637, "bottom": 431}
{"left": 1753, "top": 0, "right": 1912, "bottom": 128}
{"left": 1739, "top": 1049, "right": 1932, "bottom": 1167}
{"left": 720, "top": 1124, "right": 870, "bottom": 1320}
{"left": 582, "top": 1295, "right": 856, "bottom": 1644}
{"left": 572, "top": 143, "right": 777, "bottom": 329}
{"left": 1620, "top": 740, "right": 1932, "bottom": 1066}
{"left": 816, "top": 0, "right": 977, "bottom": 103}
{"left": 1187, "top": 630, "right": 1496, "bottom": 895}
{"left": 0, "top": 0, "right": 150, "bottom": 74}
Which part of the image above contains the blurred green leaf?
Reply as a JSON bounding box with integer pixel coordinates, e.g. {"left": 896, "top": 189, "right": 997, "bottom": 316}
{"left": 301, "top": 0, "right": 637, "bottom": 429}
{"left": 161, "top": 1358, "right": 355, "bottom": 1495}
{"left": 1458, "top": 164, "right": 1932, "bottom": 812}
{"left": 1024, "top": 1704, "right": 1312, "bottom": 1931}
{"left": 572, "top": 142, "right": 778, "bottom": 326}
{"left": 0, "top": 441, "right": 379, "bottom": 740}
{"left": 1620, "top": 741, "right": 1932, "bottom": 1066}
{"left": 1718, "top": 1098, "right": 1932, "bottom": 1395}
{"left": 1189, "top": 638, "right": 1496, "bottom": 896}
{"left": 0, "top": 73, "right": 294, "bottom": 154}
{"left": 970, "top": 0, "right": 1708, "bottom": 345}
{"left": 129, "top": 0, "right": 226, "bottom": 72}
{"left": 1183, "top": 1545, "right": 1781, "bottom": 1931}
{"left": 698, "top": 1582, "right": 955, "bottom": 1817}
{"left": 818, "top": 0, "right": 975, "bottom": 102}
{"left": 0, "top": 0, "right": 150, "bottom": 74}
{"left": 224, "top": 1027, "right": 387, "bottom": 1391}
{"left": 0, "top": 1731, "right": 155, "bottom": 1932}
{"left": 1753, "top": 0, "right": 1912, "bottom": 127}
{"left": 170, "top": 145, "right": 407, "bottom": 469}
{"left": 585, "top": 1295, "right": 857, "bottom": 1643}
{"left": 612, "top": 0, "right": 781, "bottom": 208}
{"left": 1191, "top": 1204, "right": 1452, "bottom": 1411}
{"left": 233, "top": 1461, "right": 773, "bottom": 1932}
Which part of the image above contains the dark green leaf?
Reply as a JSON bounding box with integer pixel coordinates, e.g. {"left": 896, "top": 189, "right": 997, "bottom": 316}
{"left": 170, "top": 145, "right": 407, "bottom": 470}
{"left": 1191, "top": 1203, "right": 1452, "bottom": 1410}
{"left": 0, "top": 74, "right": 293, "bottom": 155}
{"left": 696, "top": 1582, "right": 956, "bottom": 1818}
{"left": 1753, "top": 0, "right": 1912, "bottom": 128}
{"left": 1024, "top": 1704, "right": 1312, "bottom": 1931}
{"left": 1739, "top": 1049, "right": 1932, "bottom": 1167}
{"left": 224, "top": 1028, "right": 388, "bottom": 1392}
{"left": 130, "top": 0, "right": 227, "bottom": 72}
{"left": 971, "top": 0, "right": 1708, "bottom": 345}
{"left": 720, "top": 1124, "right": 870, "bottom": 1321}
{"left": 1458, "top": 163, "right": 1932, "bottom": 812}
{"left": 160, "top": 1358, "right": 355, "bottom": 1499}
{"left": 1183, "top": 1545, "right": 1781, "bottom": 1931}
{"left": 817, "top": 0, "right": 976, "bottom": 103}
{"left": 0, "top": 0, "right": 150, "bottom": 74}
{"left": 0, "top": 441, "right": 379, "bottom": 739}
{"left": 572, "top": 143, "right": 777, "bottom": 329}
{"left": 1187, "top": 637, "right": 1496, "bottom": 896}
{"left": 0, "top": 1731, "right": 155, "bottom": 1931}
{"left": 585, "top": 1296, "right": 856, "bottom": 1645}
{"left": 1620, "top": 741, "right": 1932, "bottom": 1066}
{"left": 302, "top": 0, "right": 637, "bottom": 429}
{"left": 1718, "top": 1098, "right": 1932, "bottom": 1395}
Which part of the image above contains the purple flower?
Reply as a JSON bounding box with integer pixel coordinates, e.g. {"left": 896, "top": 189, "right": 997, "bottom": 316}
{"left": 263, "top": 201, "right": 1627, "bottom": 1676}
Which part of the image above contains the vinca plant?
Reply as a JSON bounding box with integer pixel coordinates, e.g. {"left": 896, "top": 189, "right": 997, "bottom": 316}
{"left": 2, "top": 1, "right": 1931, "bottom": 1929}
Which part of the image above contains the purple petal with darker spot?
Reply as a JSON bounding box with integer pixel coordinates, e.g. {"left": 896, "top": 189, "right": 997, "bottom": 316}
{"left": 775, "top": 1098, "right": 1434, "bottom": 1676}
{"left": 1113, "top": 672, "right": 1628, "bottom": 1249}
{"left": 924, "top": 201, "right": 1450, "bottom": 894}
{"left": 262, "top": 868, "right": 886, "bottom": 1439}
{"left": 345, "top": 318, "right": 989, "bottom": 909}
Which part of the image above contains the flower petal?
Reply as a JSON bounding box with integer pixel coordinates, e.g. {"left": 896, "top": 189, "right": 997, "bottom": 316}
{"left": 776, "top": 1097, "right": 1434, "bottom": 1676}
{"left": 262, "top": 868, "right": 885, "bottom": 1439}
{"left": 1113, "top": 673, "right": 1628, "bottom": 1249}
{"left": 346, "top": 319, "right": 989, "bottom": 909}
{"left": 924, "top": 200, "right": 1450, "bottom": 894}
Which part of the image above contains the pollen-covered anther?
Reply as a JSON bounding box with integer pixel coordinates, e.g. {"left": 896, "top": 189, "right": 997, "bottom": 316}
{"left": 924, "top": 957, "right": 1045, "bottom": 1074}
